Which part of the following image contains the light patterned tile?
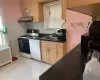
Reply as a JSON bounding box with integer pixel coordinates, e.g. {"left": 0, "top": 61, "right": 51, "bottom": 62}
{"left": 0, "top": 57, "right": 51, "bottom": 80}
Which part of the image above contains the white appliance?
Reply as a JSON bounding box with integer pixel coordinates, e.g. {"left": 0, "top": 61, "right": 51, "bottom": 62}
{"left": 0, "top": 46, "right": 12, "bottom": 67}
{"left": 29, "top": 39, "right": 41, "bottom": 61}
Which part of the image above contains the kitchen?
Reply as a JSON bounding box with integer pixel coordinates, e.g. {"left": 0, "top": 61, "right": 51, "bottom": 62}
{"left": 17, "top": 0, "right": 67, "bottom": 65}
{"left": 0, "top": 0, "right": 98, "bottom": 80}
{"left": 0, "top": 0, "right": 67, "bottom": 65}
{"left": 0, "top": 0, "right": 67, "bottom": 80}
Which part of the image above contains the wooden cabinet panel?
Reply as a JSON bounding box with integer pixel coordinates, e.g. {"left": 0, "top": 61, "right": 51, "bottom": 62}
{"left": 21, "top": 0, "right": 67, "bottom": 21}
{"left": 57, "top": 43, "right": 63, "bottom": 50}
{"left": 41, "top": 41, "right": 56, "bottom": 48}
{"left": 56, "top": 50, "right": 63, "bottom": 61}
{"left": 20, "top": 0, "right": 44, "bottom": 22}
{"left": 21, "top": 0, "right": 32, "bottom": 14}
{"left": 31, "top": 1, "right": 39, "bottom": 21}
{"left": 62, "top": 0, "right": 67, "bottom": 20}
{"left": 49, "top": 47, "right": 56, "bottom": 64}
{"left": 41, "top": 46, "right": 56, "bottom": 64}
{"left": 68, "top": 0, "right": 100, "bottom": 8}
{"left": 41, "top": 47, "right": 49, "bottom": 63}
{"left": 41, "top": 40, "right": 67, "bottom": 65}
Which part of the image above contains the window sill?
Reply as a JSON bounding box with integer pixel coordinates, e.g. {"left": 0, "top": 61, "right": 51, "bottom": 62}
{"left": 0, "top": 46, "right": 10, "bottom": 51}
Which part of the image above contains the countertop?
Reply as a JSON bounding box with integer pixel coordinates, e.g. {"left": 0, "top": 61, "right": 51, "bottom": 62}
{"left": 39, "top": 44, "right": 85, "bottom": 80}
{"left": 29, "top": 37, "right": 66, "bottom": 43}
{"left": 20, "top": 33, "right": 66, "bottom": 43}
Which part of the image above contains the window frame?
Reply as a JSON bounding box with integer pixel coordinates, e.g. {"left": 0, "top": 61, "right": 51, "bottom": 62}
{"left": 43, "top": 1, "right": 63, "bottom": 29}
{"left": 0, "top": 5, "right": 8, "bottom": 46}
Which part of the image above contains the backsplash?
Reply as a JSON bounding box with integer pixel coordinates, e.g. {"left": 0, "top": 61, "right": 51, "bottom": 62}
{"left": 26, "top": 22, "right": 58, "bottom": 34}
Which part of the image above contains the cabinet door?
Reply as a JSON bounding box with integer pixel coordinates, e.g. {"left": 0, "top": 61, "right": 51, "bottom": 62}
{"left": 21, "top": 0, "right": 32, "bottom": 15}
{"left": 31, "top": 0, "right": 39, "bottom": 21}
{"left": 48, "top": 47, "right": 56, "bottom": 64}
{"left": 32, "top": 0, "right": 44, "bottom": 21}
{"left": 41, "top": 46, "right": 56, "bottom": 64}
{"left": 41, "top": 46, "right": 49, "bottom": 63}
{"left": 62, "top": 0, "right": 67, "bottom": 20}
{"left": 56, "top": 50, "right": 63, "bottom": 62}
{"left": 21, "top": 0, "right": 44, "bottom": 22}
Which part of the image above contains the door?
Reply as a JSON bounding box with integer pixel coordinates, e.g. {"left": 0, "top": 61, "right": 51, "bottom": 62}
{"left": 29, "top": 39, "right": 41, "bottom": 60}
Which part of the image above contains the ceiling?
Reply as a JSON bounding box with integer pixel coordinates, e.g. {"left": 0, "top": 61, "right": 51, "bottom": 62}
{"left": 68, "top": 3, "right": 100, "bottom": 16}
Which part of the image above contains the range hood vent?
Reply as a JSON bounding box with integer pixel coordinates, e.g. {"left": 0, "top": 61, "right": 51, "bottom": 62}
{"left": 18, "top": 16, "right": 33, "bottom": 22}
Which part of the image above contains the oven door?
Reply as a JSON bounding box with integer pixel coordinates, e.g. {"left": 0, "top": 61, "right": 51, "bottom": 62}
{"left": 18, "top": 38, "right": 30, "bottom": 54}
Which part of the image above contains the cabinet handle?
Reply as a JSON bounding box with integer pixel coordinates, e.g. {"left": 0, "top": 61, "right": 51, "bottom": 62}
{"left": 20, "top": 42, "right": 23, "bottom": 50}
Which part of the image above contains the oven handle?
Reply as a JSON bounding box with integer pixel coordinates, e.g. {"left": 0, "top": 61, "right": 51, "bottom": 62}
{"left": 20, "top": 42, "right": 23, "bottom": 51}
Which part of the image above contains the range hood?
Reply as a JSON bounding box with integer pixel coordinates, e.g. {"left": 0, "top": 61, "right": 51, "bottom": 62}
{"left": 18, "top": 16, "right": 33, "bottom": 22}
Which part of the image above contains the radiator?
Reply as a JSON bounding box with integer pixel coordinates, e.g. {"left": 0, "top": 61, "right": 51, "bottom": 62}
{"left": 0, "top": 46, "right": 12, "bottom": 67}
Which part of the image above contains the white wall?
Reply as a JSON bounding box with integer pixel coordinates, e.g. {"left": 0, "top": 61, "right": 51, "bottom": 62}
{"left": 6, "top": 22, "right": 26, "bottom": 57}
{"left": 1, "top": 0, "right": 27, "bottom": 57}
{"left": 66, "top": 10, "right": 92, "bottom": 52}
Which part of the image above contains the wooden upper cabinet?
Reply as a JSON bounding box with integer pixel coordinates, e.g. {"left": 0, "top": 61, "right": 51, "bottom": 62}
{"left": 68, "top": 0, "right": 100, "bottom": 8}
{"left": 62, "top": 0, "right": 67, "bottom": 20}
{"left": 20, "top": 0, "right": 67, "bottom": 21}
{"left": 20, "top": 0, "right": 44, "bottom": 22}
{"left": 21, "top": 0, "right": 32, "bottom": 14}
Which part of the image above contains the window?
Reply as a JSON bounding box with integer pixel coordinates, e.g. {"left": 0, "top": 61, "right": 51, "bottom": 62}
{"left": 44, "top": 1, "right": 64, "bottom": 29}
{"left": 0, "top": 7, "right": 7, "bottom": 46}
{"left": 0, "top": 16, "right": 3, "bottom": 45}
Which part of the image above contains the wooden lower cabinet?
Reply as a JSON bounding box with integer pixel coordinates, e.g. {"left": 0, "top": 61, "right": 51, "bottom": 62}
{"left": 41, "top": 47, "right": 49, "bottom": 63}
{"left": 49, "top": 47, "right": 56, "bottom": 64}
{"left": 41, "top": 41, "right": 66, "bottom": 65}
{"left": 41, "top": 46, "right": 56, "bottom": 64}
{"left": 56, "top": 50, "right": 63, "bottom": 62}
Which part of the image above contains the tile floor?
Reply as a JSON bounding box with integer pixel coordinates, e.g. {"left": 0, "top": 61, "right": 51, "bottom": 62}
{"left": 0, "top": 57, "right": 51, "bottom": 80}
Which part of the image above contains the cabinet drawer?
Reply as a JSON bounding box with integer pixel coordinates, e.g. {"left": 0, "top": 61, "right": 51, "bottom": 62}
{"left": 57, "top": 43, "right": 63, "bottom": 50}
{"left": 41, "top": 41, "right": 56, "bottom": 48}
